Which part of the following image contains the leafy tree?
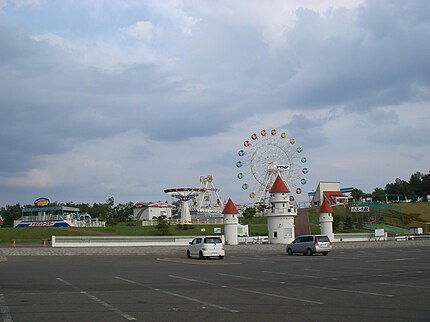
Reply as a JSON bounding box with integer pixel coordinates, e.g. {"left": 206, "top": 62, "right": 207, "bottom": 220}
{"left": 155, "top": 215, "right": 170, "bottom": 235}
{"left": 409, "top": 172, "right": 429, "bottom": 200}
{"left": 242, "top": 207, "right": 256, "bottom": 221}
{"left": 409, "top": 172, "right": 423, "bottom": 192}
{"left": 422, "top": 173, "right": 430, "bottom": 201}
{"left": 89, "top": 202, "right": 109, "bottom": 221}
{"left": 0, "top": 204, "right": 22, "bottom": 227}
{"left": 351, "top": 188, "right": 364, "bottom": 202}
{"left": 114, "top": 202, "right": 134, "bottom": 222}
{"left": 385, "top": 178, "right": 413, "bottom": 196}
{"left": 371, "top": 188, "right": 385, "bottom": 202}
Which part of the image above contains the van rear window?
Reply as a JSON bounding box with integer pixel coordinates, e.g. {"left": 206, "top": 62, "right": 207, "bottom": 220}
{"left": 317, "top": 236, "right": 330, "bottom": 242}
{"left": 204, "top": 237, "right": 222, "bottom": 244}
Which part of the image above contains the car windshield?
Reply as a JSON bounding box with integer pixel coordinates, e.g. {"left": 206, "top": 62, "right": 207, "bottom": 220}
{"left": 204, "top": 237, "right": 222, "bottom": 244}
{"left": 316, "top": 236, "right": 330, "bottom": 242}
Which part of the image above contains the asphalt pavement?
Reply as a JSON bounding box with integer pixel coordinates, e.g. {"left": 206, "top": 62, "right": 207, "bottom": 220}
{"left": 0, "top": 241, "right": 429, "bottom": 321}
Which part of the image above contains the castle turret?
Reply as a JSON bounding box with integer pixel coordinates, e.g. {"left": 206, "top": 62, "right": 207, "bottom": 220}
{"left": 319, "top": 199, "right": 334, "bottom": 241}
{"left": 266, "top": 175, "right": 297, "bottom": 244}
{"left": 222, "top": 198, "right": 239, "bottom": 245}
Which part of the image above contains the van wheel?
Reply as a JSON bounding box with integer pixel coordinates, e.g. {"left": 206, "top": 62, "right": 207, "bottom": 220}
{"left": 322, "top": 252, "right": 328, "bottom": 256}
{"left": 287, "top": 248, "right": 293, "bottom": 255}
{"left": 186, "top": 250, "right": 191, "bottom": 258}
{"left": 305, "top": 248, "right": 313, "bottom": 256}
{"left": 219, "top": 255, "right": 224, "bottom": 260}
{"left": 199, "top": 251, "right": 205, "bottom": 259}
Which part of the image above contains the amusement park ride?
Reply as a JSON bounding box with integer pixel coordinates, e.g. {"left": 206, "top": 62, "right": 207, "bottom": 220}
{"left": 164, "top": 188, "right": 204, "bottom": 224}
{"left": 235, "top": 128, "right": 309, "bottom": 208}
{"left": 192, "top": 175, "right": 224, "bottom": 214}
{"left": 164, "top": 175, "right": 224, "bottom": 223}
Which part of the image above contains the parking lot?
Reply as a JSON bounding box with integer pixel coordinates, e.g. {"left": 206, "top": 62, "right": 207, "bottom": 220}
{"left": 1, "top": 246, "right": 429, "bottom": 321}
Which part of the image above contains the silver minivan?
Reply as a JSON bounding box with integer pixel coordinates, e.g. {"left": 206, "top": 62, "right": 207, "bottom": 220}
{"left": 286, "top": 235, "right": 332, "bottom": 256}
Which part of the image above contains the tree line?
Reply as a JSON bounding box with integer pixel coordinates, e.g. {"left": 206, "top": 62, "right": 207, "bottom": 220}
{"left": 351, "top": 171, "right": 430, "bottom": 202}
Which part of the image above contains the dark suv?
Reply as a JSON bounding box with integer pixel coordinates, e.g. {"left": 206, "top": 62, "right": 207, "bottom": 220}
{"left": 286, "top": 235, "right": 332, "bottom": 256}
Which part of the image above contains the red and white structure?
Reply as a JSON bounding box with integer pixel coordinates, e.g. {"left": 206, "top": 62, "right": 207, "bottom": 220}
{"left": 311, "top": 181, "right": 349, "bottom": 206}
{"left": 266, "top": 175, "right": 297, "bottom": 244}
{"left": 222, "top": 198, "right": 239, "bottom": 245}
{"left": 319, "top": 199, "right": 334, "bottom": 241}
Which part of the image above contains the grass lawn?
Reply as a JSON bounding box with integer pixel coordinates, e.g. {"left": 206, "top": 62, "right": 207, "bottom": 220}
{"left": 0, "top": 220, "right": 268, "bottom": 244}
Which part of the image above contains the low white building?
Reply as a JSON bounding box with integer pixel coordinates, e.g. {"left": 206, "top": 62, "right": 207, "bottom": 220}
{"left": 132, "top": 202, "right": 175, "bottom": 221}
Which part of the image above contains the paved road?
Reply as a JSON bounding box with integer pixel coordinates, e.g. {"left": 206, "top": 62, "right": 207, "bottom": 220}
{"left": 1, "top": 246, "right": 429, "bottom": 321}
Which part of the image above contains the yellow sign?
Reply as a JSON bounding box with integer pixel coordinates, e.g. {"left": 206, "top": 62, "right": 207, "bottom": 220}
{"left": 34, "top": 198, "right": 50, "bottom": 207}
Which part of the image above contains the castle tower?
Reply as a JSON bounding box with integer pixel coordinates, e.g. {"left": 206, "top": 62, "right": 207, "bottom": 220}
{"left": 222, "top": 198, "right": 239, "bottom": 245}
{"left": 266, "top": 175, "right": 297, "bottom": 244}
{"left": 319, "top": 199, "right": 334, "bottom": 241}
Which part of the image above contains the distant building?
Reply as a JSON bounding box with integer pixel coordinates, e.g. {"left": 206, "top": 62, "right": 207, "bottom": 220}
{"left": 311, "top": 181, "right": 349, "bottom": 206}
{"left": 132, "top": 202, "right": 175, "bottom": 221}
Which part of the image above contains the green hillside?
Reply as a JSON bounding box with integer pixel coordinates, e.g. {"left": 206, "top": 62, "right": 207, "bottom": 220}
{"left": 307, "top": 202, "right": 430, "bottom": 234}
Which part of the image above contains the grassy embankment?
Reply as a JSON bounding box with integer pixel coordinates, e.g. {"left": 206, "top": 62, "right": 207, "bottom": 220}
{"left": 1, "top": 203, "right": 428, "bottom": 245}
{"left": 307, "top": 202, "right": 430, "bottom": 235}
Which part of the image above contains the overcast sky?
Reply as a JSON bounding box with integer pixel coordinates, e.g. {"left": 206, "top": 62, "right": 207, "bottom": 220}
{"left": 0, "top": 0, "right": 429, "bottom": 207}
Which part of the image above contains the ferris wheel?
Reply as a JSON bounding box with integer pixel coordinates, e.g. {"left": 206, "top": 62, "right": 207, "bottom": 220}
{"left": 236, "top": 128, "right": 309, "bottom": 205}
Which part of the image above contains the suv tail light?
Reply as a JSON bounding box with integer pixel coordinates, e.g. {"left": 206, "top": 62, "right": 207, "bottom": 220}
{"left": 313, "top": 241, "right": 318, "bottom": 246}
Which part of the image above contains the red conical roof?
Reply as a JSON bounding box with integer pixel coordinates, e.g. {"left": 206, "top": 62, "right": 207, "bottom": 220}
{"left": 222, "top": 198, "right": 239, "bottom": 214}
{"left": 270, "top": 175, "right": 290, "bottom": 193}
{"left": 319, "top": 199, "right": 334, "bottom": 213}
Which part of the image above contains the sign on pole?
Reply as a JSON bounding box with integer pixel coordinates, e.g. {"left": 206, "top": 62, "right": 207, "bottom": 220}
{"left": 351, "top": 206, "right": 370, "bottom": 212}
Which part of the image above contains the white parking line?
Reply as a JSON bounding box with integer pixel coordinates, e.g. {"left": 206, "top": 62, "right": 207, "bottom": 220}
{"left": 169, "top": 274, "right": 323, "bottom": 305}
{"left": 217, "top": 273, "right": 286, "bottom": 284}
{"left": 339, "top": 266, "right": 387, "bottom": 271}
{"left": 115, "top": 276, "right": 238, "bottom": 313}
{"left": 377, "top": 282, "right": 430, "bottom": 289}
{"left": 365, "top": 258, "right": 416, "bottom": 263}
{"left": 305, "top": 268, "right": 353, "bottom": 275}
{"left": 0, "top": 293, "right": 13, "bottom": 322}
{"left": 262, "top": 270, "right": 319, "bottom": 278}
{"left": 311, "top": 286, "right": 393, "bottom": 297}
{"left": 56, "top": 278, "right": 136, "bottom": 321}
{"left": 156, "top": 258, "right": 241, "bottom": 265}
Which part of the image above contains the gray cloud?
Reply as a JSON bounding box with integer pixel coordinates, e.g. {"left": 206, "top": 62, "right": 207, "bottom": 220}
{"left": 0, "top": 1, "right": 429, "bottom": 205}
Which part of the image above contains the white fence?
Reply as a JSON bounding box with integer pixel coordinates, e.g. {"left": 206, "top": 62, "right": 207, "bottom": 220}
{"left": 51, "top": 232, "right": 399, "bottom": 248}
{"left": 142, "top": 218, "right": 223, "bottom": 226}
{"left": 238, "top": 236, "right": 269, "bottom": 244}
{"left": 52, "top": 235, "right": 195, "bottom": 247}
{"left": 334, "top": 232, "right": 387, "bottom": 242}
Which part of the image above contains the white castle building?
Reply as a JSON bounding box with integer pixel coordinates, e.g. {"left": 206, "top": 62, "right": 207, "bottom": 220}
{"left": 319, "top": 198, "right": 334, "bottom": 241}
{"left": 222, "top": 198, "right": 239, "bottom": 245}
{"left": 266, "top": 175, "right": 297, "bottom": 244}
